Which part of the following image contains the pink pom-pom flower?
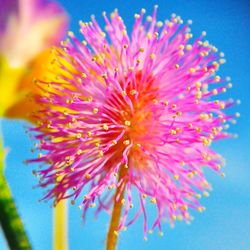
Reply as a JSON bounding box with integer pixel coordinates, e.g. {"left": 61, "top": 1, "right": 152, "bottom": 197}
{"left": 30, "top": 6, "right": 238, "bottom": 238}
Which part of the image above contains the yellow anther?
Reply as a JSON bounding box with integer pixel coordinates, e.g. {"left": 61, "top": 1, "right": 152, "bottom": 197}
{"left": 77, "top": 149, "right": 82, "bottom": 155}
{"left": 180, "top": 161, "right": 185, "bottom": 166}
{"left": 150, "top": 198, "right": 156, "bottom": 204}
{"left": 173, "top": 174, "right": 179, "bottom": 180}
{"left": 76, "top": 133, "right": 82, "bottom": 139}
{"left": 86, "top": 131, "right": 92, "bottom": 138}
{"left": 220, "top": 102, "right": 225, "bottom": 109}
{"left": 211, "top": 127, "right": 217, "bottom": 135}
{"left": 142, "top": 194, "right": 147, "bottom": 199}
{"left": 181, "top": 205, "right": 188, "bottom": 211}
{"left": 195, "top": 127, "right": 201, "bottom": 132}
{"left": 87, "top": 96, "right": 93, "bottom": 102}
{"left": 82, "top": 40, "right": 87, "bottom": 46}
{"left": 179, "top": 44, "right": 185, "bottom": 50}
{"left": 139, "top": 48, "right": 144, "bottom": 53}
{"left": 112, "top": 140, "right": 117, "bottom": 145}
{"left": 85, "top": 173, "right": 91, "bottom": 179}
{"left": 121, "top": 199, "right": 125, "bottom": 205}
{"left": 124, "top": 164, "right": 129, "bottom": 169}
{"left": 203, "top": 41, "right": 209, "bottom": 47}
{"left": 68, "top": 31, "right": 74, "bottom": 37}
{"left": 175, "top": 64, "right": 180, "bottom": 69}
{"left": 164, "top": 101, "right": 169, "bottom": 106}
{"left": 177, "top": 215, "right": 183, "bottom": 221}
{"left": 215, "top": 76, "right": 221, "bottom": 82}
{"left": 56, "top": 175, "right": 64, "bottom": 182}
{"left": 102, "top": 73, "right": 107, "bottom": 79}
{"left": 203, "top": 191, "right": 209, "bottom": 197}
{"left": 125, "top": 120, "right": 131, "bottom": 126}
{"left": 103, "top": 124, "right": 109, "bottom": 130}
{"left": 179, "top": 50, "right": 185, "bottom": 56}
{"left": 170, "top": 129, "right": 177, "bottom": 135}
{"left": 123, "top": 140, "right": 130, "bottom": 145}
{"left": 168, "top": 22, "right": 173, "bottom": 27}
{"left": 147, "top": 33, "right": 152, "bottom": 39}
{"left": 99, "top": 150, "right": 104, "bottom": 157}
{"left": 156, "top": 21, "right": 163, "bottom": 27}
{"left": 113, "top": 230, "right": 119, "bottom": 236}
{"left": 198, "top": 207, "right": 205, "bottom": 213}
{"left": 195, "top": 194, "right": 201, "bottom": 199}
{"left": 123, "top": 44, "right": 128, "bottom": 49}
{"left": 150, "top": 53, "right": 156, "bottom": 60}
{"left": 175, "top": 127, "right": 182, "bottom": 133}
{"left": 219, "top": 58, "right": 226, "bottom": 64}
{"left": 159, "top": 231, "right": 164, "bottom": 237}
{"left": 130, "top": 89, "right": 137, "bottom": 95}
{"left": 196, "top": 91, "right": 202, "bottom": 99}
{"left": 186, "top": 44, "right": 192, "bottom": 50}
{"left": 93, "top": 108, "right": 99, "bottom": 114}
{"left": 187, "top": 172, "right": 194, "bottom": 178}
{"left": 189, "top": 67, "right": 196, "bottom": 73}
{"left": 108, "top": 184, "right": 115, "bottom": 190}
{"left": 80, "top": 73, "right": 87, "bottom": 79}
{"left": 90, "top": 203, "right": 96, "bottom": 208}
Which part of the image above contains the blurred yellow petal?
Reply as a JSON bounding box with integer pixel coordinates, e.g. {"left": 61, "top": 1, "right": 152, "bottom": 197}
{"left": 0, "top": 57, "right": 25, "bottom": 116}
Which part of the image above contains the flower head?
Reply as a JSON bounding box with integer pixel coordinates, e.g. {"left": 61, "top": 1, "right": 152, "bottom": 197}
{"left": 0, "top": 0, "right": 68, "bottom": 118}
{"left": 30, "top": 7, "right": 238, "bottom": 237}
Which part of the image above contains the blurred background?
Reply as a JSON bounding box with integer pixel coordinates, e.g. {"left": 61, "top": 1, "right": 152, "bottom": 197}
{"left": 1, "top": 0, "right": 250, "bottom": 249}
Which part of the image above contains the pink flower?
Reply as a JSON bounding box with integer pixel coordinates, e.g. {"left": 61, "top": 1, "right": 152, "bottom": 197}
{"left": 30, "top": 7, "right": 238, "bottom": 238}
{"left": 0, "top": 0, "right": 68, "bottom": 67}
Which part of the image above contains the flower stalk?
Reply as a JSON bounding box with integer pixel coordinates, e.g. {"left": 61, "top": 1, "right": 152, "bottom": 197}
{"left": 0, "top": 134, "right": 31, "bottom": 249}
{"left": 106, "top": 167, "right": 127, "bottom": 250}
{"left": 53, "top": 199, "right": 68, "bottom": 250}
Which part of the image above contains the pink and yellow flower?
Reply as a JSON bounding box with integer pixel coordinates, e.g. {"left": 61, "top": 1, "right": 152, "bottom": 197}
{"left": 30, "top": 7, "right": 238, "bottom": 239}
{"left": 0, "top": 0, "right": 68, "bottom": 119}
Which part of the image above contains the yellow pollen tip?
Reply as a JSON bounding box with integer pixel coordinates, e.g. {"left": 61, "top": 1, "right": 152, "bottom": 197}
{"left": 124, "top": 120, "right": 131, "bottom": 126}
{"left": 130, "top": 89, "right": 137, "bottom": 95}
{"left": 150, "top": 53, "right": 156, "bottom": 59}
{"left": 150, "top": 198, "right": 156, "bottom": 204}
{"left": 85, "top": 173, "right": 91, "bottom": 179}
{"left": 99, "top": 150, "right": 104, "bottom": 157}
{"left": 103, "top": 124, "right": 109, "bottom": 130}
{"left": 123, "top": 140, "right": 130, "bottom": 145}
{"left": 93, "top": 108, "right": 99, "bottom": 114}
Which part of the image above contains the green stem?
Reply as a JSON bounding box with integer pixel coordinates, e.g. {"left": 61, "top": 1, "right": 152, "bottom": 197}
{"left": 0, "top": 133, "right": 32, "bottom": 249}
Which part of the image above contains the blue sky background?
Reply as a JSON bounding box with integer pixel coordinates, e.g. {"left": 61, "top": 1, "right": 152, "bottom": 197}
{"left": 1, "top": 0, "right": 250, "bottom": 249}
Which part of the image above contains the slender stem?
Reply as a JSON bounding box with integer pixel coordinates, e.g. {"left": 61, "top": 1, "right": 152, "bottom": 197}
{"left": 106, "top": 167, "right": 127, "bottom": 250}
{"left": 0, "top": 133, "right": 31, "bottom": 249}
{"left": 53, "top": 199, "right": 68, "bottom": 250}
